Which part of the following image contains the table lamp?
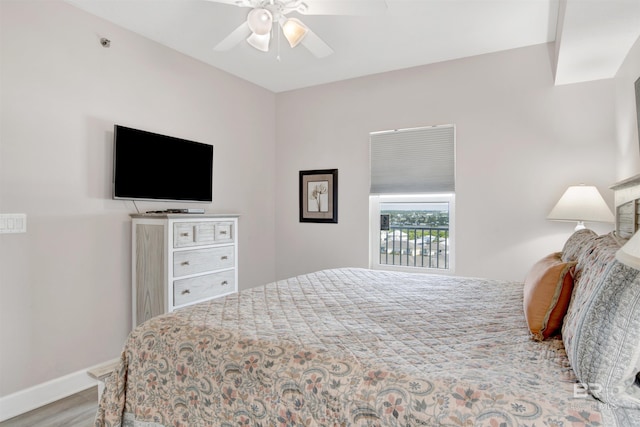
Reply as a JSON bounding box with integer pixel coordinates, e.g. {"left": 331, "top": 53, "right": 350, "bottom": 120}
{"left": 547, "top": 184, "right": 614, "bottom": 230}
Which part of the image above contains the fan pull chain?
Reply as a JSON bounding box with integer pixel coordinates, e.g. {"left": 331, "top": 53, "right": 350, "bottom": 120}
{"left": 276, "top": 23, "right": 281, "bottom": 62}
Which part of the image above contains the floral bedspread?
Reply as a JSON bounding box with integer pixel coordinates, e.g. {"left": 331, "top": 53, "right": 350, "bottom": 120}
{"left": 95, "top": 268, "right": 633, "bottom": 427}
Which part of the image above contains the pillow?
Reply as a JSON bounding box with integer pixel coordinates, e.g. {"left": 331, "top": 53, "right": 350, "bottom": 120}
{"left": 563, "top": 233, "right": 623, "bottom": 338}
{"left": 562, "top": 233, "right": 640, "bottom": 409}
{"left": 523, "top": 252, "right": 576, "bottom": 341}
{"left": 561, "top": 228, "right": 597, "bottom": 263}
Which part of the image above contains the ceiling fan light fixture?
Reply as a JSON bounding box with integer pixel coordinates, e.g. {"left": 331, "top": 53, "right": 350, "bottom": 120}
{"left": 282, "top": 18, "right": 308, "bottom": 48}
{"left": 246, "top": 31, "right": 271, "bottom": 52}
{"left": 247, "top": 8, "right": 272, "bottom": 36}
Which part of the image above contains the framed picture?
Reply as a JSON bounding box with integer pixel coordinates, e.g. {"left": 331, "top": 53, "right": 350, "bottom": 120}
{"left": 299, "top": 169, "right": 338, "bottom": 223}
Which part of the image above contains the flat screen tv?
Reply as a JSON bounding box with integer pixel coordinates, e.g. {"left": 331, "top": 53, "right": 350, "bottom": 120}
{"left": 113, "top": 125, "right": 213, "bottom": 203}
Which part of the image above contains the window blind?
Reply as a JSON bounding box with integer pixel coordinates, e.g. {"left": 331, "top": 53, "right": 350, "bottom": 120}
{"left": 370, "top": 125, "right": 455, "bottom": 194}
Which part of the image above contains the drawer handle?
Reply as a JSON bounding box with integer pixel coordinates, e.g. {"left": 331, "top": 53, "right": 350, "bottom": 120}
{"left": 221, "top": 281, "right": 228, "bottom": 286}
{"left": 181, "top": 261, "right": 190, "bottom": 266}
{"left": 220, "top": 256, "right": 228, "bottom": 260}
{"left": 219, "top": 230, "right": 227, "bottom": 235}
{"left": 181, "top": 289, "right": 191, "bottom": 295}
{"left": 180, "top": 232, "right": 189, "bottom": 237}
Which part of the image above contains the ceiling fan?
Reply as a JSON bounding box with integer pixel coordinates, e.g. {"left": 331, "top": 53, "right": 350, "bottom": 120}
{"left": 207, "top": 0, "right": 387, "bottom": 58}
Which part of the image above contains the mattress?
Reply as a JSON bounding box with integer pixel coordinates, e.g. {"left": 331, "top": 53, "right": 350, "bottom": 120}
{"left": 95, "top": 268, "right": 632, "bottom": 426}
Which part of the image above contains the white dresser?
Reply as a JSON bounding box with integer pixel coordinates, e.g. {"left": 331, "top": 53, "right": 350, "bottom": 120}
{"left": 130, "top": 214, "right": 239, "bottom": 327}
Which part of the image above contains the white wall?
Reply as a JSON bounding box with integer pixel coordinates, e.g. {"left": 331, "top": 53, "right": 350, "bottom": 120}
{"left": 0, "top": 1, "right": 276, "bottom": 397}
{"left": 615, "top": 35, "right": 640, "bottom": 179}
{"left": 275, "top": 43, "right": 617, "bottom": 282}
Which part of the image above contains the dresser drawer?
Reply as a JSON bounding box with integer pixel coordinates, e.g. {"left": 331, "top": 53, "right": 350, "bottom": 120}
{"left": 174, "top": 222, "right": 214, "bottom": 247}
{"left": 173, "top": 270, "right": 235, "bottom": 306}
{"left": 173, "top": 246, "right": 234, "bottom": 277}
{"left": 214, "top": 222, "right": 234, "bottom": 243}
{"left": 174, "top": 221, "right": 235, "bottom": 248}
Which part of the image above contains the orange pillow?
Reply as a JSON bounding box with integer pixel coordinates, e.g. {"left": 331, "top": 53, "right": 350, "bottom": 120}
{"left": 523, "top": 252, "right": 576, "bottom": 341}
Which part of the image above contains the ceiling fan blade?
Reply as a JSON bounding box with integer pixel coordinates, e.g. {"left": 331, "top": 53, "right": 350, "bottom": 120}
{"left": 202, "top": 0, "right": 254, "bottom": 7}
{"left": 298, "top": 0, "right": 388, "bottom": 16}
{"left": 301, "top": 28, "right": 334, "bottom": 58}
{"left": 214, "top": 21, "right": 251, "bottom": 51}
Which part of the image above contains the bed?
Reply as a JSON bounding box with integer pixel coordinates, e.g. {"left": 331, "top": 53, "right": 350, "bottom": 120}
{"left": 95, "top": 182, "right": 640, "bottom": 427}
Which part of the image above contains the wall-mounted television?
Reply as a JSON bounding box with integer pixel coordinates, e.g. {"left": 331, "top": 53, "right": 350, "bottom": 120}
{"left": 113, "top": 125, "right": 213, "bottom": 203}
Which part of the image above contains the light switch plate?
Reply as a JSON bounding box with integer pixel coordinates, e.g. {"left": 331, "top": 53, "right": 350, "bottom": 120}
{"left": 0, "top": 214, "right": 27, "bottom": 234}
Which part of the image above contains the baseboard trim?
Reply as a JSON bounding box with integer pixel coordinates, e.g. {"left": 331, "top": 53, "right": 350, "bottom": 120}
{"left": 0, "top": 358, "right": 118, "bottom": 422}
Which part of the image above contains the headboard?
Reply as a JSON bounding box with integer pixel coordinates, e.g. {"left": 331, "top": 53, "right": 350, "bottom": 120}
{"left": 611, "top": 174, "right": 640, "bottom": 238}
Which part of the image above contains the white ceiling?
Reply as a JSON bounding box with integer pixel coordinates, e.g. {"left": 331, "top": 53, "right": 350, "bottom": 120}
{"left": 66, "top": 0, "right": 640, "bottom": 93}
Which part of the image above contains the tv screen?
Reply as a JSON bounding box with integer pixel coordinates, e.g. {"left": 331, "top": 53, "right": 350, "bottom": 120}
{"left": 113, "top": 125, "right": 213, "bottom": 202}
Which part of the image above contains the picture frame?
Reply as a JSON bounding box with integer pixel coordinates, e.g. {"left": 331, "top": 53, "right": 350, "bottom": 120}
{"left": 299, "top": 169, "right": 338, "bottom": 223}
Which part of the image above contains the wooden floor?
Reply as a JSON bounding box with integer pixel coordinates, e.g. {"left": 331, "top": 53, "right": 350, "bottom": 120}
{"left": 0, "top": 387, "right": 98, "bottom": 427}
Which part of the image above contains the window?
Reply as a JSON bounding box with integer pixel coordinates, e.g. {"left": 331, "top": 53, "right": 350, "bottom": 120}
{"left": 370, "top": 194, "right": 455, "bottom": 271}
{"left": 369, "top": 125, "right": 455, "bottom": 273}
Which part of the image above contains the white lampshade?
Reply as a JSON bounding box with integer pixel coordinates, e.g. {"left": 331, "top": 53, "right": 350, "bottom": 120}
{"left": 547, "top": 185, "right": 614, "bottom": 230}
{"left": 247, "top": 8, "right": 273, "bottom": 36}
{"left": 247, "top": 32, "right": 270, "bottom": 52}
{"left": 617, "top": 231, "right": 640, "bottom": 269}
{"left": 282, "top": 18, "right": 308, "bottom": 48}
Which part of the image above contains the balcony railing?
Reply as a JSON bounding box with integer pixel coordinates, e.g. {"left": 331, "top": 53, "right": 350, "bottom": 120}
{"left": 380, "top": 225, "right": 449, "bottom": 269}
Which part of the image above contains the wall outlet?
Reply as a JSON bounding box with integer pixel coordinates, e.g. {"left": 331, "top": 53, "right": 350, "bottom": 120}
{"left": 0, "top": 214, "right": 27, "bottom": 234}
